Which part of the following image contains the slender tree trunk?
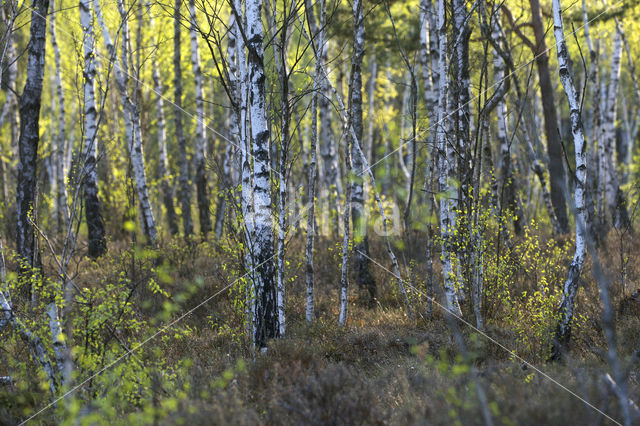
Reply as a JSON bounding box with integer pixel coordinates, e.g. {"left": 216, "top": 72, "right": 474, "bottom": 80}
{"left": 245, "top": 0, "right": 279, "bottom": 349}
{"left": 419, "top": 0, "right": 437, "bottom": 115}
{"left": 549, "top": 0, "right": 588, "bottom": 361}
{"left": 601, "top": 32, "right": 630, "bottom": 231}
{"left": 229, "top": 3, "right": 256, "bottom": 339}
{"left": 339, "top": 143, "right": 352, "bottom": 327}
{"left": 365, "top": 50, "right": 376, "bottom": 191}
{"left": 452, "top": 0, "right": 471, "bottom": 209}
{"left": 529, "top": 0, "right": 569, "bottom": 234}
{"left": 0, "top": 6, "right": 18, "bottom": 218}
{"left": 215, "top": 14, "right": 241, "bottom": 240}
{"left": 79, "top": 0, "right": 106, "bottom": 258}
{"left": 581, "top": 0, "right": 601, "bottom": 242}
{"left": 175, "top": 0, "right": 194, "bottom": 237}
{"left": 49, "top": 0, "right": 69, "bottom": 233}
{"left": 436, "top": 0, "right": 462, "bottom": 316}
{"left": 319, "top": 40, "right": 340, "bottom": 237}
{"left": 17, "top": 0, "right": 50, "bottom": 266}
{"left": 189, "top": 0, "right": 212, "bottom": 236}
{"left": 494, "top": 11, "right": 521, "bottom": 236}
{"left": 270, "top": 0, "right": 291, "bottom": 336}
{"left": 349, "top": 0, "right": 375, "bottom": 305}
{"left": 304, "top": 0, "right": 325, "bottom": 323}
{"left": 151, "top": 52, "right": 179, "bottom": 236}
{"left": 94, "top": 0, "right": 158, "bottom": 246}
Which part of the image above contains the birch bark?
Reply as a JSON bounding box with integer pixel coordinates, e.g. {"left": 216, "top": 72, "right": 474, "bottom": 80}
{"left": 79, "top": 0, "right": 107, "bottom": 258}
{"left": 151, "top": 41, "right": 179, "bottom": 236}
{"left": 175, "top": 0, "right": 194, "bottom": 237}
{"left": 49, "top": 0, "right": 69, "bottom": 232}
{"left": 601, "top": 33, "right": 630, "bottom": 230}
{"left": 435, "top": 0, "right": 462, "bottom": 316}
{"left": 581, "top": 0, "right": 601, "bottom": 241}
{"left": 319, "top": 41, "right": 341, "bottom": 237}
{"left": 304, "top": 0, "right": 324, "bottom": 323}
{"left": 349, "top": 0, "right": 375, "bottom": 305}
{"left": 16, "top": 0, "right": 50, "bottom": 266}
{"left": 245, "top": 0, "right": 279, "bottom": 348}
{"left": 529, "top": 0, "right": 569, "bottom": 234}
{"left": 93, "top": 0, "right": 158, "bottom": 246}
{"left": 189, "top": 0, "right": 212, "bottom": 236}
{"left": 549, "top": 0, "right": 588, "bottom": 361}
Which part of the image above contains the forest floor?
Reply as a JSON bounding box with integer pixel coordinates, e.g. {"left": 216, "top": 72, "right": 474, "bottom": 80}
{"left": 2, "top": 232, "right": 640, "bottom": 424}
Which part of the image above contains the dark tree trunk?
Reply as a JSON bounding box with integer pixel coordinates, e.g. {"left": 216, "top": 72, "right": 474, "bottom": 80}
{"left": 16, "top": 0, "right": 50, "bottom": 267}
{"left": 81, "top": 0, "right": 106, "bottom": 258}
{"left": 175, "top": 0, "right": 194, "bottom": 237}
{"left": 349, "top": 0, "right": 375, "bottom": 305}
{"left": 189, "top": 0, "right": 212, "bottom": 237}
{"left": 529, "top": 0, "right": 570, "bottom": 234}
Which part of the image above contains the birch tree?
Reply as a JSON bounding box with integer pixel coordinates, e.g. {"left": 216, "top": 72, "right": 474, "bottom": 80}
{"left": 79, "top": 0, "right": 107, "bottom": 258}
{"left": 92, "top": 0, "right": 158, "bottom": 246}
{"left": 189, "top": 0, "right": 212, "bottom": 236}
{"left": 549, "top": 0, "right": 588, "bottom": 361}
{"left": 304, "top": 0, "right": 325, "bottom": 323}
{"left": 241, "top": 0, "right": 280, "bottom": 348}
{"left": 16, "top": 0, "right": 50, "bottom": 267}
{"left": 349, "top": 0, "right": 375, "bottom": 305}
{"left": 435, "top": 0, "right": 462, "bottom": 316}
{"left": 601, "top": 32, "right": 630, "bottom": 231}
{"left": 319, "top": 40, "right": 341, "bottom": 237}
{"left": 175, "top": 0, "right": 194, "bottom": 237}
{"left": 528, "top": 0, "right": 569, "bottom": 234}
{"left": 0, "top": 3, "right": 18, "bottom": 212}
{"left": 150, "top": 14, "right": 179, "bottom": 236}
{"left": 49, "top": 0, "right": 69, "bottom": 232}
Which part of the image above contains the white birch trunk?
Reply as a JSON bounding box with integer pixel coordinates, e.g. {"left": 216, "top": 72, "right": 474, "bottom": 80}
{"left": 550, "top": 0, "right": 588, "bottom": 360}
{"left": 1, "top": 289, "right": 57, "bottom": 397}
{"left": 338, "top": 161, "right": 352, "bottom": 327}
{"left": 349, "top": 0, "right": 375, "bottom": 304}
{"left": 94, "top": 0, "right": 158, "bottom": 246}
{"left": 436, "top": 0, "right": 461, "bottom": 316}
{"left": 304, "top": 0, "right": 324, "bottom": 323}
{"left": 49, "top": 0, "right": 69, "bottom": 232}
{"left": 602, "top": 33, "right": 627, "bottom": 229}
{"left": 80, "top": 0, "right": 107, "bottom": 258}
{"left": 245, "top": 0, "right": 279, "bottom": 348}
{"left": 229, "top": 4, "right": 256, "bottom": 339}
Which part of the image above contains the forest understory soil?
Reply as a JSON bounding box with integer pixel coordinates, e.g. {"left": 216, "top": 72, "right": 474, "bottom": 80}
{"left": 2, "top": 233, "right": 639, "bottom": 425}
